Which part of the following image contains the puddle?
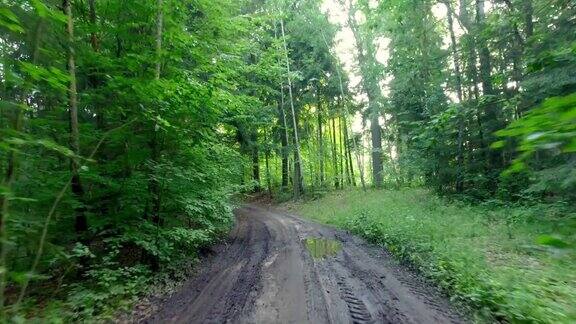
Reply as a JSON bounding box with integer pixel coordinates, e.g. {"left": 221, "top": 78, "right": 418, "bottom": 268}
{"left": 304, "top": 237, "right": 341, "bottom": 259}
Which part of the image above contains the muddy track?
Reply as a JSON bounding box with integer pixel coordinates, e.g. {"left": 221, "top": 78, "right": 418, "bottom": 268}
{"left": 144, "top": 205, "right": 466, "bottom": 324}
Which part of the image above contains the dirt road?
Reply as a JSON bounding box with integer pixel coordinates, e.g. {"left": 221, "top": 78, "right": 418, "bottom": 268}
{"left": 145, "top": 205, "right": 465, "bottom": 323}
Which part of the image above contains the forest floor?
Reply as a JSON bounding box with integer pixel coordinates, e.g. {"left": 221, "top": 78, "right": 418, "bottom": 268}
{"left": 135, "top": 204, "right": 465, "bottom": 323}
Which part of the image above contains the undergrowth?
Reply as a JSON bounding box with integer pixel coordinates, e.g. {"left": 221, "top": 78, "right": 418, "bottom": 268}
{"left": 291, "top": 188, "right": 576, "bottom": 323}
{"left": 11, "top": 212, "right": 234, "bottom": 323}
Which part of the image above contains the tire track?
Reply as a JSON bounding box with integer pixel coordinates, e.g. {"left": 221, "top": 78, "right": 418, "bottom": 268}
{"left": 140, "top": 205, "right": 467, "bottom": 324}
{"left": 335, "top": 274, "right": 374, "bottom": 324}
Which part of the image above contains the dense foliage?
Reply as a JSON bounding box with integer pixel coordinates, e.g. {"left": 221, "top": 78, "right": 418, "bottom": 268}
{"left": 0, "top": 0, "right": 284, "bottom": 320}
{"left": 236, "top": 0, "right": 576, "bottom": 205}
{"left": 1, "top": 0, "right": 574, "bottom": 321}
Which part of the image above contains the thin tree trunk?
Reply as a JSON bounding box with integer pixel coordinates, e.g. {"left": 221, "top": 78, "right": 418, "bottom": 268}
{"left": 458, "top": 0, "right": 481, "bottom": 101}
{"left": 368, "top": 91, "right": 383, "bottom": 187}
{"left": 475, "top": 0, "right": 493, "bottom": 97}
{"left": 446, "top": 5, "right": 464, "bottom": 102}
{"left": 342, "top": 116, "right": 351, "bottom": 186}
{"left": 338, "top": 116, "right": 345, "bottom": 188}
{"left": 264, "top": 131, "right": 272, "bottom": 196}
{"left": 251, "top": 130, "right": 260, "bottom": 191}
{"left": 274, "top": 26, "right": 290, "bottom": 191}
{"left": 88, "top": 0, "right": 104, "bottom": 129}
{"left": 459, "top": 0, "right": 486, "bottom": 170}
{"left": 64, "top": 0, "right": 87, "bottom": 233}
{"left": 155, "top": 0, "right": 163, "bottom": 80}
{"left": 265, "top": 151, "right": 272, "bottom": 196}
{"left": 278, "top": 99, "right": 290, "bottom": 189}
{"left": 476, "top": 0, "right": 501, "bottom": 172}
{"left": 331, "top": 116, "right": 339, "bottom": 189}
{"left": 523, "top": 0, "right": 534, "bottom": 38}
{"left": 317, "top": 86, "right": 324, "bottom": 186}
{"left": 88, "top": 0, "right": 99, "bottom": 52}
{"left": 342, "top": 114, "right": 356, "bottom": 186}
{"left": 379, "top": 117, "right": 399, "bottom": 188}
{"left": 149, "top": 0, "right": 164, "bottom": 225}
{"left": 280, "top": 19, "right": 303, "bottom": 198}
{"left": 274, "top": 25, "right": 290, "bottom": 190}
{"left": 317, "top": 25, "right": 366, "bottom": 191}
{"left": 446, "top": 0, "right": 465, "bottom": 193}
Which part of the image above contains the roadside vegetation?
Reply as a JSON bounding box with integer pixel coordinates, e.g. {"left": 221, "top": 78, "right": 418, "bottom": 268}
{"left": 292, "top": 189, "right": 576, "bottom": 323}
{"left": 1, "top": 0, "right": 575, "bottom": 321}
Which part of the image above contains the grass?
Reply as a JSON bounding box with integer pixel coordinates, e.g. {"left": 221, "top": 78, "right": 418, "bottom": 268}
{"left": 288, "top": 188, "right": 576, "bottom": 323}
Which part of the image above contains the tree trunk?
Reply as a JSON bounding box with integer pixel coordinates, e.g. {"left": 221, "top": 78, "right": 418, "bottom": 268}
{"left": 63, "top": 0, "right": 87, "bottom": 233}
{"left": 369, "top": 107, "right": 383, "bottom": 187}
{"left": 342, "top": 116, "right": 351, "bottom": 186}
{"left": 150, "top": 0, "right": 164, "bottom": 225}
{"left": 278, "top": 99, "right": 290, "bottom": 189}
{"left": 88, "top": 0, "right": 104, "bottom": 129}
{"left": 458, "top": 0, "right": 481, "bottom": 101}
{"left": 264, "top": 131, "right": 272, "bottom": 196}
{"left": 154, "top": 0, "right": 163, "bottom": 80}
{"left": 338, "top": 116, "right": 345, "bottom": 188}
{"left": 446, "top": 1, "right": 465, "bottom": 193}
{"left": 347, "top": 4, "right": 383, "bottom": 187}
{"left": 88, "top": 0, "right": 99, "bottom": 52}
{"left": 316, "top": 23, "right": 366, "bottom": 191}
{"left": 475, "top": 0, "right": 501, "bottom": 172}
{"left": 274, "top": 25, "right": 290, "bottom": 191}
{"left": 475, "top": 0, "right": 494, "bottom": 97}
{"left": 251, "top": 130, "right": 260, "bottom": 191}
{"left": 317, "top": 86, "right": 325, "bottom": 186}
{"left": 331, "top": 116, "right": 339, "bottom": 189}
{"left": 342, "top": 114, "right": 356, "bottom": 186}
{"left": 280, "top": 19, "right": 304, "bottom": 198}
{"left": 523, "top": 0, "right": 534, "bottom": 39}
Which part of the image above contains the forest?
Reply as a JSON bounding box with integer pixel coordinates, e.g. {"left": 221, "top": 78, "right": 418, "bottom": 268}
{"left": 0, "top": 0, "right": 574, "bottom": 322}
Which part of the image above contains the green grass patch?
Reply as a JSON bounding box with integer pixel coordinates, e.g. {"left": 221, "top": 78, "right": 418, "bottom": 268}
{"left": 289, "top": 188, "right": 576, "bottom": 323}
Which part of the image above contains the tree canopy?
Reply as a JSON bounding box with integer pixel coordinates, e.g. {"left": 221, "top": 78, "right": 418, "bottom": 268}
{"left": 0, "top": 0, "right": 574, "bottom": 320}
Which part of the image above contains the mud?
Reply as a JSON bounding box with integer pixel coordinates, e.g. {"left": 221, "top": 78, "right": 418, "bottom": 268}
{"left": 142, "top": 205, "right": 466, "bottom": 324}
{"left": 304, "top": 237, "right": 341, "bottom": 258}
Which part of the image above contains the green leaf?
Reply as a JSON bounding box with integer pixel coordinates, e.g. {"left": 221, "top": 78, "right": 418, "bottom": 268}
{"left": 563, "top": 138, "right": 576, "bottom": 153}
{"left": 20, "top": 62, "right": 69, "bottom": 91}
{"left": 490, "top": 140, "right": 505, "bottom": 149}
{"left": 29, "top": 0, "right": 67, "bottom": 23}
{"left": 0, "top": 8, "right": 24, "bottom": 33}
{"left": 0, "top": 100, "right": 26, "bottom": 112}
{"left": 29, "top": 0, "right": 49, "bottom": 17}
{"left": 536, "top": 235, "right": 570, "bottom": 249}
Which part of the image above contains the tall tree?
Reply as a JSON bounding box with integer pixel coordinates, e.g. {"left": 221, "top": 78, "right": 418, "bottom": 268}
{"left": 280, "top": 18, "right": 304, "bottom": 198}
{"left": 346, "top": 0, "right": 384, "bottom": 187}
{"left": 64, "top": 0, "right": 87, "bottom": 233}
{"left": 316, "top": 84, "right": 325, "bottom": 186}
{"left": 445, "top": 0, "right": 466, "bottom": 192}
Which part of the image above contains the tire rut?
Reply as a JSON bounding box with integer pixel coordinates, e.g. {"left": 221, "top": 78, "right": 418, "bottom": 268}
{"left": 140, "top": 205, "right": 467, "bottom": 324}
{"left": 335, "top": 274, "right": 374, "bottom": 324}
{"left": 203, "top": 215, "right": 271, "bottom": 322}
